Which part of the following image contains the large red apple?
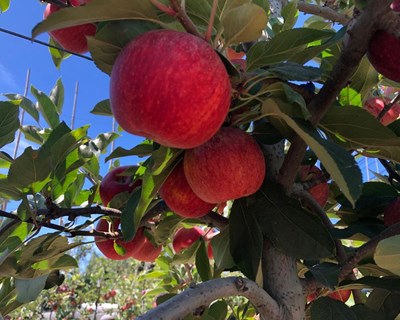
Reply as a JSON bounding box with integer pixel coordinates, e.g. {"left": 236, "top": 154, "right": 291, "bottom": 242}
{"left": 183, "top": 127, "right": 266, "bottom": 203}
{"left": 43, "top": 0, "right": 96, "bottom": 54}
{"left": 299, "top": 165, "right": 329, "bottom": 208}
{"left": 363, "top": 97, "right": 400, "bottom": 126}
{"left": 159, "top": 162, "right": 216, "bottom": 218}
{"left": 367, "top": 1, "right": 400, "bottom": 82}
{"left": 94, "top": 218, "right": 139, "bottom": 260}
{"left": 383, "top": 198, "right": 400, "bottom": 226}
{"left": 99, "top": 166, "right": 141, "bottom": 206}
{"left": 110, "top": 30, "right": 231, "bottom": 149}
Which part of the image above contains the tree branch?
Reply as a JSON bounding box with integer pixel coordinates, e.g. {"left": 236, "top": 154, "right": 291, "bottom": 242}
{"left": 137, "top": 277, "right": 284, "bottom": 320}
{"left": 297, "top": 1, "right": 351, "bottom": 25}
{"left": 169, "top": 0, "right": 202, "bottom": 38}
{"left": 339, "top": 221, "right": 400, "bottom": 281}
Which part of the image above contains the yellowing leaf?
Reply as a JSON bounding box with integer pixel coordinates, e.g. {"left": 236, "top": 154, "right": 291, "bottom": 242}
{"left": 374, "top": 235, "right": 400, "bottom": 276}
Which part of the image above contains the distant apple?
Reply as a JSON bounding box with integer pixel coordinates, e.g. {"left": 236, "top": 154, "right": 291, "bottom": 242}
{"left": 110, "top": 30, "right": 231, "bottom": 149}
{"left": 364, "top": 97, "right": 400, "bottom": 126}
{"left": 43, "top": 0, "right": 96, "bottom": 54}
{"left": 99, "top": 166, "right": 141, "bottom": 206}
{"left": 299, "top": 165, "right": 329, "bottom": 208}
{"left": 184, "top": 127, "right": 266, "bottom": 203}
{"left": 159, "top": 162, "right": 216, "bottom": 218}
{"left": 383, "top": 198, "right": 400, "bottom": 226}
{"left": 307, "top": 289, "right": 351, "bottom": 303}
{"left": 172, "top": 227, "right": 213, "bottom": 259}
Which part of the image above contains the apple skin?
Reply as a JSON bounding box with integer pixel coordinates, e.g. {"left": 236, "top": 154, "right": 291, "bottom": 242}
{"left": 299, "top": 165, "right": 329, "bottom": 208}
{"left": 172, "top": 227, "right": 204, "bottom": 254}
{"left": 307, "top": 290, "right": 351, "bottom": 303}
{"left": 95, "top": 219, "right": 161, "bottom": 261}
{"left": 384, "top": 198, "right": 400, "bottom": 226}
{"left": 184, "top": 127, "right": 266, "bottom": 203}
{"left": 94, "top": 218, "right": 139, "bottom": 260}
{"left": 110, "top": 30, "right": 231, "bottom": 149}
{"left": 159, "top": 162, "right": 216, "bottom": 218}
{"left": 99, "top": 166, "right": 141, "bottom": 206}
{"left": 364, "top": 97, "right": 400, "bottom": 126}
{"left": 43, "top": 0, "right": 96, "bottom": 54}
{"left": 367, "top": 1, "right": 400, "bottom": 82}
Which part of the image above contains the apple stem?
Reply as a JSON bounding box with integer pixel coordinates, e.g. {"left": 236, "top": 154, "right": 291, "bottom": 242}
{"left": 42, "top": 0, "right": 70, "bottom": 8}
{"left": 149, "top": 0, "right": 177, "bottom": 17}
{"left": 169, "top": 0, "right": 202, "bottom": 38}
{"left": 377, "top": 91, "right": 400, "bottom": 122}
{"left": 205, "top": 0, "right": 218, "bottom": 42}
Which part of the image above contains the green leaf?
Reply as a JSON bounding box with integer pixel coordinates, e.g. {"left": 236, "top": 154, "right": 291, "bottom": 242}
{"left": 48, "top": 37, "right": 71, "bottom": 68}
{"left": 195, "top": 239, "right": 212, "bottom": 282}
{"left": 338, "top": 87, "right": 362, "bottom": 107}
{"left": 306, "top": 263, "right": 340, "bottom": 289}
{"left": 153, "top": 214, "right": 182, "bottom": 245}
{"left": 211, "top": 227, "right": 235, "bottom": 270}
{"left": 374, "top": 235, "right": 400, "bottom": 276}
{"left": 320, "top": 104, "right": 400, "bottom": 163}
{"left": 0, "top": 178, "right": 22, "bottom": 200}
{"left": 49, "top": 78, "right": 65, "bottom": 114}
{"left": 31, "top": 86, "right": 60, "bottom": 129}
{"left": 3, "top": 94, "right": 39, "bottom": 122}
{"left": 281, "top": 1, "right": 298, "bottom": 31}
{"left": 266, "top": 62, "right": 323, "bottom": 81}
{"left": 87, "top": 37, "right": 123, "bottom": 75}
{"left": 247, "top": 28, "right": 335, "bottom": 70}
{"left": 90, "top": 99, "right": 112, "bottom": 116}
{"left": 172, "top": 239, "right": 201, "bottom": 265}
{"left": 365, "top": 289, "right": 400, "bottom": 320}
{"left": 15, "top": 274, "right": 49, "bottom": 303}
{"left": 229, "top": 198, "right": 263, "bottom": 280}
{"left": 7, "top": 147, "right": 52, "bottom": 192}
{"left": 0, "top": 0, "right": 10, "bottom": 13}
{"left": 351, "top": 305, "right": 384, "bottom": 320}
{"left": 255, "top": 183, "right": 335, "bottom": 259}
{"left": 310, "top": 297, "right": 357, "bottom": 320}
{"left": 340, "top": 276, "right": 400, "bottom": 292}
{"left": 349, "top": 56, "right": 379, "bottom": 100}
{"left": 0, "top": 101, "right": 19, "bottom": 148}
{"left": 222, "top": 3, "right": 268, "bottom": 45}
{"left": 262, "top": 98, "right": 363, "bottom": 206}
{"left": 32, "top": 0, "right": 160, "bottom": 38}
{"left": 105, "top": 140, "right": 154, "bottom": 161}
{"left": 121, "top": 187, "right": 142, "bottom": 242}
{"left": 208, "top": 300, "right": 228, "bottom": 320}
{"left": 21, "top": 125, "right": 45, "bottom": 145}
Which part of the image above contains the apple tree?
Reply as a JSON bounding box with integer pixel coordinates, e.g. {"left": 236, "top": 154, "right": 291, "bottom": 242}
{"left": 1, "top": 0, "right": 400, "bottom": 319}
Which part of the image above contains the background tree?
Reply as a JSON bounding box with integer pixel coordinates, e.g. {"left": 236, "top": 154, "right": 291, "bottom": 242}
{"left": 1, "top": 0, "right": 400, "bottom": 319}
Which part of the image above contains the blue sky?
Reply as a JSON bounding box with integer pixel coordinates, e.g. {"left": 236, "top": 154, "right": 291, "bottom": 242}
{"left": 0, "top": 1, "right": 144, "bottom": 168}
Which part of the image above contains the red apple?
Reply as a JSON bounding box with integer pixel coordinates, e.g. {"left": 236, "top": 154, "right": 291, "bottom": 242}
{"left": 384, "top": 198, "right": 400, "bottom": 226}
{"left": 183, "top": 127, "right": 266, "bottom": 203}
{"left": 329, "top": 290, "right": 351, "bottom": 302}
{"left": 94, "top": 218, "right": 139, "bottom": 260}
{"left": 99, "top": 166, "right": 141, "bottom": 206}
{"left": 129, "top": 227, "right": 162, "bottom": 262}
{"left": 299, "top": 165, "right": 329, "bottom": 208}
{"left": 43, "top": 0, "right": 96, "bottom": 54}
{"left": 367, "top": 1, "right": 400, "bottom": 82}
{"left": 159, "top": 162, "right": 216, "bottom": 218}
{"left": 95, "top": 218, "right": 161, "bottom": 261}
{"left": 110, "top": 30, "right": 231, "bottom": 149}
{"left": 172, "top": 227, "right": 204, "bottom": 254}
{"left": 363, "top": 97, "right": 400, "bottom": 126}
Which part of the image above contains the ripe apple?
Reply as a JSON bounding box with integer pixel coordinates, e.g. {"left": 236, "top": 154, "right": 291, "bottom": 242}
{"left": 94, "top": 218, "right": 161, "bottom": 261}
{"left": 43, "top": 0, "right": 96, "bottom": 54}
{"left": 172, "top": 227, "right": 205, "bottom": 254}
{"left": 184, "top": 127, "right": 266, "bottom": 203}
{"left": 307, "top": 289, "right": 351, "bottom": 303}
{"left": 383, "top": 198, "right": 400, "bottom": 226}
{"left": 299, "top": 165, "right": 329, "bottom": 208}
{"left": 110, "top": 30, "right": 231, "bottom": 149}
{"left": 159, "top": 162, "right": 216, "bottom": 218}
{"left": 99, "top": 165, "right": 141, "bottom": 206}
{"left": 367, "top": 1, "right": 400, "bottom": 82}
{"left": 94, "top": 218, "right": 139, "bottom": 260}
{"left": 363, "top": 97, "right": 400, "bottom": 126}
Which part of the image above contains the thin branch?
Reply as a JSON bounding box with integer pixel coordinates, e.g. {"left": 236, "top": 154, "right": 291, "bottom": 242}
{"left": 137, "top": 277, "right": 284, "bottom": 320}
{"left": 149, "top": 0, "right": 177, "bottom": 16}
{"left": 377, "top": 92, "right": 400, "bottom": 122}
{"left": 339, "top": 221, "right": 400, "bottom": 281}
{"left": 297, "top": 1, "right": 351, "bottom": 25}
{"left": 378, "top": 159, "right": 400, "bottom": 184}
{"left": 169, "top": 0, "right": 202, "bottom": 38}
{"left": 205, "top": 0, "right": 218, "bottom": 42}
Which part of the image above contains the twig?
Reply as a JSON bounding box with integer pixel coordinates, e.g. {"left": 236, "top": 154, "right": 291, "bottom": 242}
{"left": 41, "top": 0, "right": 70, "bottom": 8}
{"left": 149, "top": 0, "right": 177, "bottom": 16}
{"left": 339, "top": 221, "right": 400, "bottom": 281}
{"left": 205, "top": 0, "right": 218, "bottom": 42}
{"left": 169, "top": 0, "right": 202, "bottom": 38}
{"left": 137, "top": 277, "right": 283, "bottom": 320}
{"left": 377, "top": 92, "right": 400, "bottom": 122}
{"left": 378, "top": 159, "right": 400, "bottom": 184}
{"left": 297, "top": 1, "right": 351, "bottom": 25}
